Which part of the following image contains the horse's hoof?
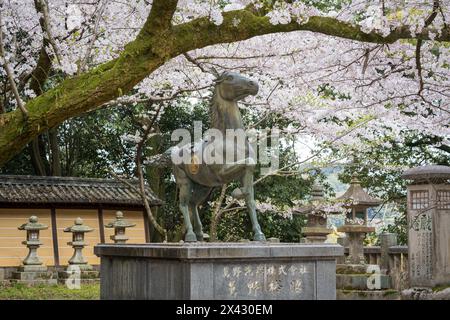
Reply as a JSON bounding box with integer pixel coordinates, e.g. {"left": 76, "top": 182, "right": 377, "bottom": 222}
{"left": 253, "top": 233, "right": 266, "bottom": 242}
{"left": 185, "top": 232, "right": 197, "bottom": 242}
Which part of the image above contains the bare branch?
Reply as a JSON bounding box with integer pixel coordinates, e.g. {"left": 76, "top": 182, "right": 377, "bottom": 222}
{"left": 135, "top": 102, "right": 168, "bottom": 241}
{"left": 209, "top": 184, "right": 228, "bottom": 241}
{"left": 183, "top": 52, "right": 209, "bottom": 73}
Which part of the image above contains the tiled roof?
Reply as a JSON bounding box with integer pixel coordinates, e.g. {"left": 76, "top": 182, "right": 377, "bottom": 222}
{"left": 0, "top": 175, "right": 162, "bottom": 207}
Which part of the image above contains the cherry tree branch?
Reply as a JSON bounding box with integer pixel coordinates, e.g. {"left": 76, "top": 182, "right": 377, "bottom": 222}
{"left": 78, "top": 0, "right": 107, "bottom": 73}
{"left": 0, "top": 10, "right": 28, "bottom": 118}
{"left": 1, "top": 4, "right": 450, "bottom": 166}
{"left": 35, "top": 0, "right": 62, "bottom": 65}
{"left": 415, "top": 0, "right": 440, "bottom": 95}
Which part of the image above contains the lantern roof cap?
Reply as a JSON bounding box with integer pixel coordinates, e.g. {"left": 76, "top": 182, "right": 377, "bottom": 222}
{"left": 105, "top": 211, "right": 136, "bottom": 228}
{"left": 311, "top": 183, "right": 324, "bottom": 200}
{"left": 336, "top": 176, "right": 382, "bottom": 207}
{"left": 64, "top": 217, "right": 94, "bottom": 233}
{"left": 293, "top": 183, "right": 340, "bottom": 215}
{"left": 401, "top": 165, "right": 450, "bottom": 182}
{"left": 18, "top": 215, "right": 48, "bottom": 231}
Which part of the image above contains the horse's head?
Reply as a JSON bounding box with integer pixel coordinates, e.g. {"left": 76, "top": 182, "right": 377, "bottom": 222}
{"left": 214, "top": 71, "right": 259, "bottom": 102}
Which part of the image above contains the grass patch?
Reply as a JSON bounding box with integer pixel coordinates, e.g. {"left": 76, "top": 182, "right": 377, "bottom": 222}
{"left": 432, "top": 284, "right": 450, "bottom": 293}
{"left": 383, "top": 289, "right": 398, "bottom": 296}
{"left": 0, "top": 283, "right": 100, "bottom": 300}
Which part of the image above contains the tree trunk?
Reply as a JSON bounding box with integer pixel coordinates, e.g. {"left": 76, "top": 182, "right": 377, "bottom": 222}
{"left": 49, "top": 126, "right": 62, "bottom": 176}
{"left": 30, "top": 137, "right": 46, "bottom": 176}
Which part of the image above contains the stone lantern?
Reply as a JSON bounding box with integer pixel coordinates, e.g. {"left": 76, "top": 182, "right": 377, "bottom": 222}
{"left": 401, "top": 165, "right": 450, "bottom": 287}
{"left": 64, "top": 217, "right": 94, "bottom": 271}
{"left": 18, "top": 216, "right": 48, "bottom": 269}
{"left": 12, "top": 216, "right": 57, "bottom": 285}
{"left": 293, "top": 183, "right": 338, "bottom": 243}
{"left": 105, "top": 211, "right": 136, "bottom": 244}
{"left": 336, "top": 176, "right": 381, "bottom": 264}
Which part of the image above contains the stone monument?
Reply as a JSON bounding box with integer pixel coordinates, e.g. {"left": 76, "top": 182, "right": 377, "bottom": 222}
{"left": 95, "top": 242, "right": 343, "bottom": 300}
{"left": 401, "top": 165, "right": 450, "bottom": 287}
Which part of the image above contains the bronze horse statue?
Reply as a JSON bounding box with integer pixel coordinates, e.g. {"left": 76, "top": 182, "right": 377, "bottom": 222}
{"left": 170, "top": 71, "right": 266, "bottom": 242}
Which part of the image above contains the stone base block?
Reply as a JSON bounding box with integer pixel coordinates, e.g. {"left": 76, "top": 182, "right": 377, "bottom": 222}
{"left": 10, "top": 266, "right": 57, "bottom": 286}
{"left": 57, "top": 269, "right": 100, "bottom": 284}
{"left": 94, "top": 243, "right": 344, "bottom": 300}
{"left": 18, "top": 265, "right": 48, "bottom": 272}
{"left": 9, "top": 279, "right": 58, "bottom": 286}
{"left": 336, "top": 264, "right": 369, "bottom": 275}
{"left": 12, "top": 268, "right": 57, "bottom": 284}
{"left": 401, "top": 287, "right": 450, "bottom": 300}
{"left": 336, "top": 274, "right": 391, "bottom": 290}
{"left": 337, "top": 289, "right": 400, "bottom": 300}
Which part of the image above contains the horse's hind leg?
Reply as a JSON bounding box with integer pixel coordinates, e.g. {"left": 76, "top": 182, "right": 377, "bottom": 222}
{"left": 190, "top": 185, "right": 213, "bottom": 241}
{"left": 175, "top": 168, "right": 197, "bottom": 242}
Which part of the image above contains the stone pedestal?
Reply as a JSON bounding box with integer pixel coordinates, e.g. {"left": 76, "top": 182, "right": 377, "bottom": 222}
{"left": 57, "top": 267, "right": 100, "bottom": 285}
{"left": 302, "top": 227, "right": 333, "bottom": 244}
{"left": 337, "top": 225, "right": 375, "bottom": 264}
{"left": 11, "top": 266, "right": 57, "bottom": 285}
{"left": 94, "top": 243, "right": 343, "bottom": 300}
{"left": 380, "top": 233, "right": 397, "bottom": 273}
{"left": 335, "top": 264, "right": 398, "bottom": 300}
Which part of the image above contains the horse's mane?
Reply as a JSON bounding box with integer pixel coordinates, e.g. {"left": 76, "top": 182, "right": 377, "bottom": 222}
{"left": 209, "top": 86, "right": 222, "bottom": 129}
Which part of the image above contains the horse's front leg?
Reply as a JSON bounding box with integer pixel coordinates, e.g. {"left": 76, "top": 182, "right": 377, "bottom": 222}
{"left": 191, "top": 204, "right": 204, "bottom": 241}
{"left": 242, "top": 168, "right": 266, "bottom": 241}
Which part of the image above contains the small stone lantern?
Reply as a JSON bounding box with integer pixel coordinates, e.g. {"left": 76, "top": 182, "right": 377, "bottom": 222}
{"left": 293, "top": 183, "right": 339, "bottom": 243}
{"left": 336, "top": 176, "right": 381, "bottom": 264}
{"left": 18, "top": 216, "right": 48, "bottom": 268}
{"left": 64, "top": 217, "right": 94, "bottom": 271}
{"left": 105, "top": 211, "right": 136, "bottom": 244}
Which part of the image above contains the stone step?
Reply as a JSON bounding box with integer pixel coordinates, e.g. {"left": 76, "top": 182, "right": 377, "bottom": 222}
{"left": 337, "top": 289, "right": 400, "bottom": 300}
{"left": 336, "top": 273, "right": 391, "bottom": 290}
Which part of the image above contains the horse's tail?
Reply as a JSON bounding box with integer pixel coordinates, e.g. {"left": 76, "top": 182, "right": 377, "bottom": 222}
{"left": 145, "top": 148, "right": 173, "bottom": 168}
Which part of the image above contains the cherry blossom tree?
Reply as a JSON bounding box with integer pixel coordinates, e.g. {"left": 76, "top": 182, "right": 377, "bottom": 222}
{"left": 0, "top": 0, "right": 449, "bottom": 168}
